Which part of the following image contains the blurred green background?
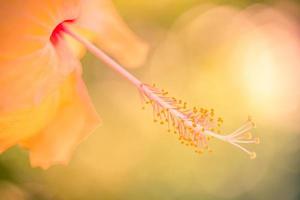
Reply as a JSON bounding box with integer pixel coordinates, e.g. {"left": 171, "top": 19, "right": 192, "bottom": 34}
{"left": 1, "top": 0, "right": 300, "bottom": 199}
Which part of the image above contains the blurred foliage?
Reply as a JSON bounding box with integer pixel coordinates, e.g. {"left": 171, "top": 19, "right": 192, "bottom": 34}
{"left": 113, "top": 0, "right": 275, "bottom": 27}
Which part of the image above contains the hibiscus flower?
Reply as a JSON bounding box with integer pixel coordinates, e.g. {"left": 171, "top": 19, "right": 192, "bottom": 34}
{"left": 0, "top": 1, "right": 259, "bottom": 169}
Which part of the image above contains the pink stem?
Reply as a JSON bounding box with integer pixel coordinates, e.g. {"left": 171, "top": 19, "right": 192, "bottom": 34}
{"left": 63, "top": 27, "right": 184, "bottom": 122}
{"left": 63, "top": 26, "right": 142, "bottom": 88}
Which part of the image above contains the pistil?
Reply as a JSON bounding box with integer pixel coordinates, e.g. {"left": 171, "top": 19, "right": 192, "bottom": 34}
{"left": 62, "top": 24, "right": 259, "bottom": 159}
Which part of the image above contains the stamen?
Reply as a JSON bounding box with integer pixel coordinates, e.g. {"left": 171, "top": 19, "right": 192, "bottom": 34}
{"left": 62, "top": 24, "right": 259, "bottom": 159}
{"left": 139, "top": 84, "right": 259, "bottom": 158}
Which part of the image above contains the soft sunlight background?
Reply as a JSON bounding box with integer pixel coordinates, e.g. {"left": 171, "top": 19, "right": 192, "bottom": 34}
{"left": 1, "top": 0, "right": 300, "bottom": 200}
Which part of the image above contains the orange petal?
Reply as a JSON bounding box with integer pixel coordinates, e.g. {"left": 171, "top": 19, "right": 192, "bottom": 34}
{"left": 0, "top": 89, "right": 60, "bottom": 153}
{"left": 0, "top": 0, "right": 142, "bottom": 168}
{"left": 0, "top": 41, "right": 83, "bottom": 153}
{"left": 0, "top": 0, "right": 84, "bottom": 112}
{"left": 0, "top": 41, "right": 80, "bottom": 112}
{"left": 21, "top": 73, "right": 100, "bottom": 169}
{"left": 0, "top": 0, "right": 80, "bottom": 62}
{"left": 75, "top": 0, "right": 149, "bottom": 68}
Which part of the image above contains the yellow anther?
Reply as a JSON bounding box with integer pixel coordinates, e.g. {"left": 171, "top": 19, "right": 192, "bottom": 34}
{"left": 254, "top": 137, "right": 260, "bottom": 144}
{"left": 248, "top": 115, "right": 252, "bottom": 122}
{"left": 248, "top": 116, "right": 256, "bottom": 127}
{"left": 217, "top": 117, "right": 223, "bottom": 123}
{"left": 250, "top": 152, "right": 256, "bottom": 160}
{"left": 193, "top": 107, "right": 197, "bottom": 113}
{"left": 245, "top": 132, "right": 252, "bottom": 139}
{"left": 198, "top": 150, "right": 204, "bottom": 154}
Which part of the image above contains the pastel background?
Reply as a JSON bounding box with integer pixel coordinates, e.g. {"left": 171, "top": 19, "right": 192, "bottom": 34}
{"left": 1, "top": 0, "right": 300, "bottom": 199}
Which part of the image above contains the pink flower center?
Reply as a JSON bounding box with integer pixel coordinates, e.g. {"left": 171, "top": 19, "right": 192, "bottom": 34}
{"left": 50, "top": 19, "right": 75, "bottom": 45}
